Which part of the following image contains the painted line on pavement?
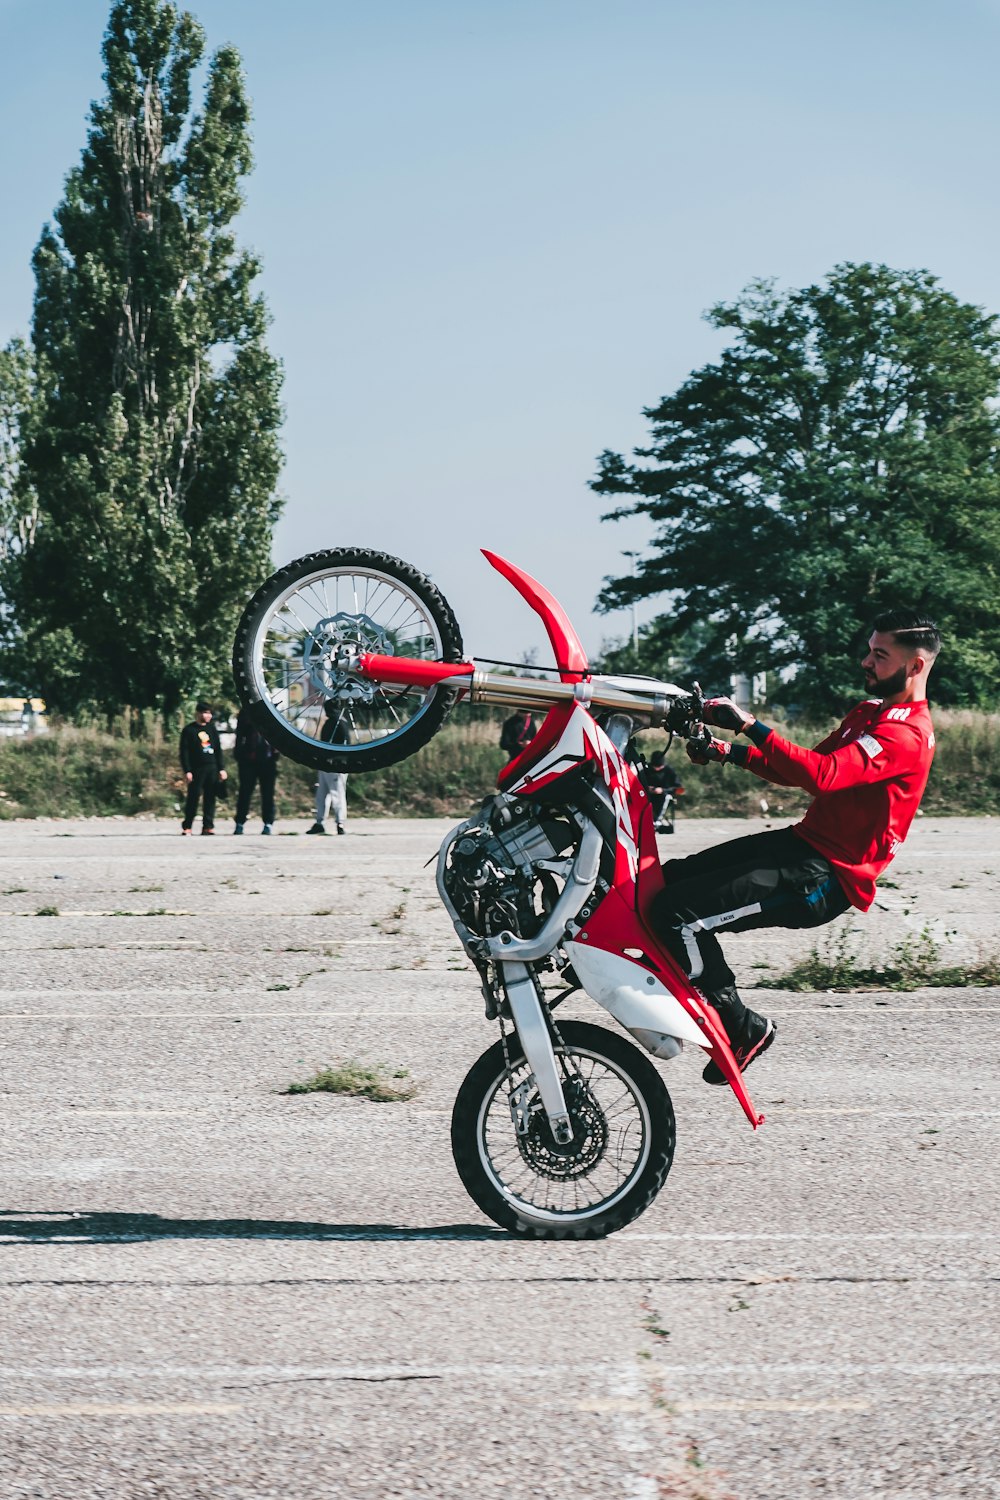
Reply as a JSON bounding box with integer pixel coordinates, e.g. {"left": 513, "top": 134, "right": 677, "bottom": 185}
{"left": 768, "top": 1107, "right": 1000, "bottom": 1118}
{"left": 581, "top": 1398, "right": 870, "bottom": 1414}
{"left": 673, "top": 1398, "right": 869, "bottom": 1412}
{"left": 1, "top": 1361, "right": 997, "bottom": 1381}
{"left": 0, "top": 1402, "right": 243, "bottom": 1417}
{"left": 621, "top": 1230, "right": 993, "bottom": 1242}
{"left": 0, "top": 1010, "right": 461, "bottom": 1020}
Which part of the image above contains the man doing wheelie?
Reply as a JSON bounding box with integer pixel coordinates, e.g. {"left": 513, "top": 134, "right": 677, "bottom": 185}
{"left": 652, "top": 611, "right": 940, "bottom": 1084}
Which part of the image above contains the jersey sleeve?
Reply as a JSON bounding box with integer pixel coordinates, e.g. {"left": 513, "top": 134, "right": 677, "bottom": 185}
{"left": 810, "top": 725, "right": 847, "bottom": 754}
{"left": 748, "top": 720, "right": 922, "bottom": 794}
{"left": 736, "top": 744, "right": 799, "bottom": 786}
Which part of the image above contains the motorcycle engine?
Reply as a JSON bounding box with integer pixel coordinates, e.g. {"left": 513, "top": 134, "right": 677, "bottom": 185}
{"left": 444, "top": 798, "right": 579, "bottom": 943}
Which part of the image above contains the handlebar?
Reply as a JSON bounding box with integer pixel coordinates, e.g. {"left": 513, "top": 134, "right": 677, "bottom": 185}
{"left": 353, "top": 651, "right": 703, "bottom": 731}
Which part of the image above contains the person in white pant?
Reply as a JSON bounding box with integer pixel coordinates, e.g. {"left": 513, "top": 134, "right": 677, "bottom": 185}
{"left": 307, "top": 703, "right": 349, "bottom": 836}
{"left": 312, "top": 770, "right": 347, "bottom": 835}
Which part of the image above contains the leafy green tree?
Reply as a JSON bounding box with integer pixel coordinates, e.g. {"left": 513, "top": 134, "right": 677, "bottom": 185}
{"left": 4, "top": 0, "right": 282, "bottom": 717}
{"left": 593, "top": 263, "right": 1000, "bottom": 711}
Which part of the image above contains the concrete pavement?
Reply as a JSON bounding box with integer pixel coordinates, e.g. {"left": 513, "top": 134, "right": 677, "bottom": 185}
{"left": 0, "top": 814, "right": 997, "bottom": 1498}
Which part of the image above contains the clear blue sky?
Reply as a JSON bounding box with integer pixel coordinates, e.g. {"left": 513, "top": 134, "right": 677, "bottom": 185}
{"left": 2, "top": 0, "right": 998, "bottom": 662}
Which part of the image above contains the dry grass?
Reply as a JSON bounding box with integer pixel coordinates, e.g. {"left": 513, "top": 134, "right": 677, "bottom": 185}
{"left": 771, "top": 926, "right": 1000, "bottom": 992}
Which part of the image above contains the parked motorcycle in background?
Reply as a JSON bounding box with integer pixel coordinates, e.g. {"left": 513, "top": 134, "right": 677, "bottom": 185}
{"left": 233, "top": 548, "right": 765, "bottom": 1239}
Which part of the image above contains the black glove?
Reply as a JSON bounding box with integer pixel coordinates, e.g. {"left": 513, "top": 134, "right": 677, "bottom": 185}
{"left": 701, "top": 696, "right": 753, "bottom": 733}
{"left": 686, "top": 733, "right": 734, "bottom": 766}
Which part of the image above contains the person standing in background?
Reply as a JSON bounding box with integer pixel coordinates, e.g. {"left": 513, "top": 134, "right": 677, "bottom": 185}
{"left": 646, "top": 750, "right": 681, "bottom": 833}
{"left": 233, "top": 710, "right": 279, "bottom": 835}
{"left": 307, "top": 702, "right": 349, "bottom": 835}
{"left": 500, "top": 710, "right": 538, "bottom": 762}
{"left": 180, "top": 701, "right": 226, "bottom": 835}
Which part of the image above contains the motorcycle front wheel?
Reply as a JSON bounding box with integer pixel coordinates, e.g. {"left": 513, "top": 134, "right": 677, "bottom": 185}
{"left": 451, "top": 1020, "right": 676, "bottom": 1239}
{"left": 232, "top": 548, "right": 465, "bottom": 771}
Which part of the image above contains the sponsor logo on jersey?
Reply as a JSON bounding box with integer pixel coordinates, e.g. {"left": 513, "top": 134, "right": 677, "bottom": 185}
{"left": 928, "top": 732, "right": 935, "bottom": 749}
{"left": 884, "top": 706, "right": 912, "bottom": 721}
{"left": 857, "top": 733, "right": 883, "bottom": 759}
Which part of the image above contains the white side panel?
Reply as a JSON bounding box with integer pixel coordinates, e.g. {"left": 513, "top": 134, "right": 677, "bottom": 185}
{"left": 568, "top": 940, "right": 712, "bottom": 1051}
{"left": 511, "top": 707, "right": 587, "bottom": 788}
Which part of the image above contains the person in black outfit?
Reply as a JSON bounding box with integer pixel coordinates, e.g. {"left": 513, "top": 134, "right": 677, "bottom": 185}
{"left": 500, "top": 711, "right": 538, "bottom": 762}
{"left": 646, "top": 750, "right": 681, "bottom": 832}
{"left": 179, "top": 701, "right": 227, "bottom": 835}
{"left": 233, "top": 711, "right": 279, "bottom": 835}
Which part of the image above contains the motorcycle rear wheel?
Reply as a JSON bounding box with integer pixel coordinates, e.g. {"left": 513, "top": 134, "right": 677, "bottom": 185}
{"left": 232, "top": 548, "right": 464, "bottom": 771}
{"left": 451, "top": 1020, "right": 675, "bottom": 1239}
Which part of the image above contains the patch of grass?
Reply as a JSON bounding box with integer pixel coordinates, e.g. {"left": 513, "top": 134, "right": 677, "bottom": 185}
{"left": 283, "top": 1060, "right": 416, "bottom": 1102}
{"left": 35, "top": 905, "right": 59, "bottom": 916}
{"left": 266, "top": 983, "right": 291, "bottom": 992}
{"left": 772, "top": 926, "right": 1000, "bottom": 992}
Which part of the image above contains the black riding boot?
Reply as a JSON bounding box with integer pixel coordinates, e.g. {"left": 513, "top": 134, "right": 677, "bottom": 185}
{"left": 701, "top": 984, "right": 775, "bottom": 1086}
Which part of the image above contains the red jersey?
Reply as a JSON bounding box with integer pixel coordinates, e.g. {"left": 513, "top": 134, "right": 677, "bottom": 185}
{"left": 741, "top": 699, "right": 935, "bottom": 911}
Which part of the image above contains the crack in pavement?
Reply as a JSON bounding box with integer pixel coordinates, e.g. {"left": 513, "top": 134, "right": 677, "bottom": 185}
{"left": 1, "top": 1274, "right": 996, "bottom": 1289}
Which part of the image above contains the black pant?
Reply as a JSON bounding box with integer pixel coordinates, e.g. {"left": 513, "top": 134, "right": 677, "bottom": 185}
{"left": 651, "top": 827, "right": 850, "bottom": 1029}
{"left": 236, "top": 761, "right": 276, "bottom": 826}
{"left": 183, "top": 767, "right": 219, "bottom": 830}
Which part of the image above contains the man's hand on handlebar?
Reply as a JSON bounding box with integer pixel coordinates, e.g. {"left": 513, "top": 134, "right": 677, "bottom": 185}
{"left": 686, "top": 729, "right": 736, "bottom": 765}
{"left": 701, "top": 696, "right": 754, "bottom": 734}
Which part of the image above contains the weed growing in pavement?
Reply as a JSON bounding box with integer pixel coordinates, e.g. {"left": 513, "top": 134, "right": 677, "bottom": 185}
{"left": 35, "top": 905, "right": 59, "bottom": 916}
{"left": 266, "top": 983, "right": 291, "bottom": 992}
{"left": 641, "top": 1290, "right": 671, "bottom": 1350}
{"left": 772, "top": 925, "right": 1000, "bottom": 991}
{"left": 685, "top": 1440, "right": 709, "bottom": 1473}
{"left": 283, "top": 1061, "right": 416, "bottom": 1102}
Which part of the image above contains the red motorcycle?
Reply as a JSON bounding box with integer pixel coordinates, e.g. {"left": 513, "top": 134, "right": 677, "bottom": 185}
{"left": 234, "top": 548, "right": 764, "bottom": 1239}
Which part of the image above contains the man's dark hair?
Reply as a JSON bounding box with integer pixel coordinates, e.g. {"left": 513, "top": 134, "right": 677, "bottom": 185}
{"left": 871, "top": 609, "right": 942, "bottom": 658}
{"left": 195, "top": 699, "right": 213, "bottom": 713}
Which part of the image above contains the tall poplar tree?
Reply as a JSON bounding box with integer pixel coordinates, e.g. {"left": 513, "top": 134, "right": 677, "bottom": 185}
{"left": 0, "top": 340, "right": 38, "bottom": 571}
{"left": 6, "top": 0, "right": 283, "bottom": 716}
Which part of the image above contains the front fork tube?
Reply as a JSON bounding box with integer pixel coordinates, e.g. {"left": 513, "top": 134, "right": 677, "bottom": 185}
{"left": 500, "top": 961, "right": 573, "bottom": 1145}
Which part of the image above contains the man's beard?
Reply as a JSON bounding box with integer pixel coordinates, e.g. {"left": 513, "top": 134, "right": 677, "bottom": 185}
{"left": 864, "top": 663, "right": 909, "bottom": 698}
